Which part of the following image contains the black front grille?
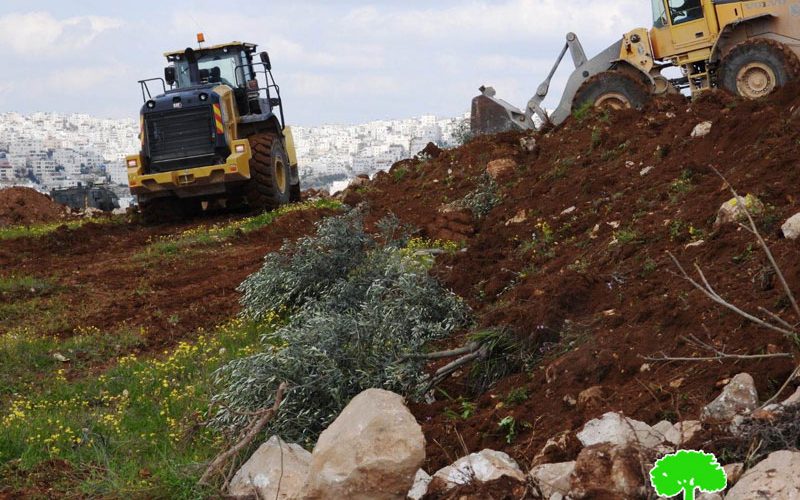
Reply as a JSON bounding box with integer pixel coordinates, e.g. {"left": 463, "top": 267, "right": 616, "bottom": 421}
{"left": 145, "top": 107, "right": 215, "bottom": 172}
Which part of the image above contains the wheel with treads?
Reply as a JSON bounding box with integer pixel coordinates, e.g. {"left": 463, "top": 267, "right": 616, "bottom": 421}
{"left": 718, "top": 39, "right": 800, "bottom": 99}
{"left": 573, "top": 71, "right": 651, "bottom": 112}
{"left": 245, "top": 133, "right": 291, "bottom": 211}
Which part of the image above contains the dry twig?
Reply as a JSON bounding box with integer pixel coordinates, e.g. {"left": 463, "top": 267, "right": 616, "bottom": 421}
{"left": 199, "top": 382, "right": 288, "bottom": 488}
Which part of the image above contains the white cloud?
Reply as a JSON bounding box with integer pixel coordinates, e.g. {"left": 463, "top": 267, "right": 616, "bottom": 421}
{"left": 0, "top": 11, "right": 122, "bottom": 55}
{"left": 45, "top": 65, "right": 128, "bottom": 93}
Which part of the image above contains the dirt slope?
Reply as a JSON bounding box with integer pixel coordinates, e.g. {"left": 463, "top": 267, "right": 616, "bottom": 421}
{"left": 0, "top": 207, "right": 337, "bottom": 355}
{"left": 0, "top": 187, "right": 67, "bottom": 227}
{"left": 347, "top": 86, "right": 800, "bottom": 472}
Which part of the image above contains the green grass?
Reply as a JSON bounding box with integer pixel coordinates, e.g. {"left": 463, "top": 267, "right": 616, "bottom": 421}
{"left": 0, "top": 217, "right": 126, "bottom": 241}
{"left": 0, "top": 318, "right": 273, "bottom": 498}
{"left": 135, "top": 199, "right": 343, "bottom": 261}
{"left": 0, "top": 275, "right": 56, "bottom": 296}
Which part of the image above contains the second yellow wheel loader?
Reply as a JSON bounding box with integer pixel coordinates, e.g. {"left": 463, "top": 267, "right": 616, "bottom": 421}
{"left": 126, "top": 35, "right": 301, "bottom": 223}
{"left": 472, "top": 0, "right": 800, "bottom": 135}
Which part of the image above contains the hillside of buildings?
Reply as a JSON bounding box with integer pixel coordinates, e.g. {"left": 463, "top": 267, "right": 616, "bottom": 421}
{"left": 0, "top": 111, "right": 469, "bottom": 202}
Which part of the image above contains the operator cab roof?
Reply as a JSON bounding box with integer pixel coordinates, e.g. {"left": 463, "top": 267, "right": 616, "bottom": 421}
{"left": 164, "top": 41, "right": 258, "bottom": 62}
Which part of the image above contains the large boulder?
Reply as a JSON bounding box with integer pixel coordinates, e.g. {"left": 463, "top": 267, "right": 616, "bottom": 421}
{"left": 303, "top": 389, "right": 425, "bottom": 500}
{"left": 726, "top": 450, "right": 800, "bottom": 499}
{"left": 570, "top": 444, "right": 648, "bottom": 499}
{"left": 576, "top": 412, "right": 664, "bottom": 450}
{"left": 714, "top": 195, "right": 764, "bottom": 228}
{"left": 701, "top": 373, "right": 759, "bottom": 423}
{"left": 529, "top": 461, "right": 575, "bottom": 499}
{"left": 228, "top": 436, "right": 311, "bottom": 500}
{"left": 430, "top": 449, "right": 525, "bottom": 490}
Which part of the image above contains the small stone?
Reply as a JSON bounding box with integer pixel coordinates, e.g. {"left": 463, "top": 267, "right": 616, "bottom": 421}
{"left": 505, "top": 209, "right": 527, "bottom": 226}
{"left": 520, "top": 137, "right": 539, "bottom": 153}
{"left": 701, "top": 373, "right": 759, "bottom": 423}
{"left": 714, "top": 194, "right": 765, "bottom": 228}
{"left": 691, "top": 121, "right": 713, "bottom": 138}
{"left": 563, "top": 395, "right": 578, "bottom": 407}
{"left": 529, "top": 461, "right": 575, "bottom": 499}
{"left": 53, "top": 353, "right": 69, "bottom": 363}
{"left": 577, "top": 386, "right": 606, "bottom": 411}
{"left": 486, "top": 158, "right": 517, "bottom": 179}
{"left": 577, "top": 412, "right": 664, "bottom": 450}
{"left": 782, "top": 212, "right": 800, "bottom": 240}
{"left": 532, "top": 431, "right": 582, "bottom": 466}
{"left": 782, "top": 386, "right": 800, "bottom": 406}
{"left": 431, "top": 449, "right": 525, "bottom": 490}
{"left": 685, "top": 240, "right": 705, "bottom": 249}
{"left": 666, "top": 112, "right": 676, "bottom": 119}
{"left": 407, "top": 469, "right": 432, "bottom": 500}
{"left": 561, "top": 206, "right": 576, "bottom": 215}
{"left": 640, "top": 166, "right": 654, "bottom": 176}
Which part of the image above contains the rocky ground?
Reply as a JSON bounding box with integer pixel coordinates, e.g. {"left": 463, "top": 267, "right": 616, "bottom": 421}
{"left": 3, "top": 84, "right": 800, "bottom": 498}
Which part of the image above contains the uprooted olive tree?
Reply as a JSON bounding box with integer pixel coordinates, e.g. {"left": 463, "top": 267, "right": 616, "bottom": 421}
{"left": 209, "top": 210, "right": 471, "bottom": 447}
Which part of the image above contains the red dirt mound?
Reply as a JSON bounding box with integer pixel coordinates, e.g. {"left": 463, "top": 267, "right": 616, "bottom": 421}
{"left": 0, "top": 187, "right": 67, "bottom": 227}
{"left": 356, "top": 83, "right": 800, "bottom": 472}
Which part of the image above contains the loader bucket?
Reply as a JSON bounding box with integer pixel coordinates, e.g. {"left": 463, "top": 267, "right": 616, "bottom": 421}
{"left": 470, "top": 88, "right": 535, "bottom": 136}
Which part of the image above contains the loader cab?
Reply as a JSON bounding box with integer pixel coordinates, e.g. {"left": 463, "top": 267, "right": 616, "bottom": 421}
{"left": 650, "top": 0, "right": 717, "bottom": 60}
{"left": 167, "top": 45, "right": 254, "bottom": 90}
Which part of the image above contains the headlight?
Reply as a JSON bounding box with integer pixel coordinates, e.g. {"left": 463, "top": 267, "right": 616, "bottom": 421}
{"left": 146, "top": 100, "right": 156, "bottom": 109}
{"left": 235, "top": 144, "right": 246, "bottom": 153}
{"left": 199, "top": 93, "right": 209, "bottom": 101}
{"left": 127, "top": 159, "right": 138, "bottom": 168}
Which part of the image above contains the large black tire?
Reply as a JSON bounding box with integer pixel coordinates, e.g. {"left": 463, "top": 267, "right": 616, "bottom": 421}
{"left": 573, "top": 71, "right": 651, "bottom": 113}
{"left": 290, "top": 183, "right": 302, "bottom": 203}
{"left": 246, "top": 133, "right": 292, "bottom": 211}
{"left": 718, "top": 40, "right": 800, "bottom": 99}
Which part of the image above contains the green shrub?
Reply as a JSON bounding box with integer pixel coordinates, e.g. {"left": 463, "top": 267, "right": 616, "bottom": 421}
{"left": 461, "top": 174, "right": 501, "bottom": 219}
{"left": 212, "top": 211, "right": 470, "bottom": 444}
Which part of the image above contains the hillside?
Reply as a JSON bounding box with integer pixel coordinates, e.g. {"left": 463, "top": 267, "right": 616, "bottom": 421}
{"left": 2, "top": 85, "right": 800, "bottom": 497}
{"left": 341, "top": 84, "right": 800, "bottom": 487}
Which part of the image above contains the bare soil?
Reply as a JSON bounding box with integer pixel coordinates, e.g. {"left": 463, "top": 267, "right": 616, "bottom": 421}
{"left": 353, "top": 85, "right": 800, "bottom": 473}
{"left": 0, "top": 187, "right": 67, "bottom": 227}
{"left": 5, "top": 84, "right": 800, "bottom": 495}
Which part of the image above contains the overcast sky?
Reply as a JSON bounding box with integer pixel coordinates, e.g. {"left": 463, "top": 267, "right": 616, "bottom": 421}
{"left": 0, "top": 0, "right": 652, "bottom": 126}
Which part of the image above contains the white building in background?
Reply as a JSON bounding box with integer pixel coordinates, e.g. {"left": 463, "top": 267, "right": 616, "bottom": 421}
{"left": 1, "top": 111, "right": 470, "bottom": 194}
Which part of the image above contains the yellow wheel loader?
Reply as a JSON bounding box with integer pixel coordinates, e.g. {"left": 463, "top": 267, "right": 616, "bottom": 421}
{"left": 472, "top": 0, "right": 800, "bottom": 135}
{"left": 126, "top": 35, "right": 301, "bottom": 223}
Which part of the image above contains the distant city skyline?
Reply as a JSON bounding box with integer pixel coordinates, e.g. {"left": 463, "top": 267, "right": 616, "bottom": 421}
{"left": 0, "top": 110, "right": 468, "bottom": 195}
{"left": 0, "top": 1, "right": 650, "bottom": 126}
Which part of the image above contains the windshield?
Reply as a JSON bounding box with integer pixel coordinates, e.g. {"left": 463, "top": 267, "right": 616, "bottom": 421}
{"left": 668, "top": 0, "right": 704, "bottom": 25}
{"left": 174, "top": 50, "right": 246, "bottom": 88}
{"left": 652, "top": 0, "right": 667, "bottom": 27}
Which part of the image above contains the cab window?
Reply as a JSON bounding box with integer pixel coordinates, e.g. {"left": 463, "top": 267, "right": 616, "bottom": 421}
{"left": 668, "top": 0, "right": 704, "bottom": 25}
{"left": 652, "top": 0, "right": 668, "bottom": 28}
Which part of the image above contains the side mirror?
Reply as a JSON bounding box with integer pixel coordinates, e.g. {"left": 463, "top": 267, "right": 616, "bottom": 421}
{"left": 164, "top": 67, "right": 176, "bottom": 86}
{"left": 260, "top": 51, "right": 272, "bottom": 71}
{"left": 269, "top": 97, "right": 281, "bottom": 108}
